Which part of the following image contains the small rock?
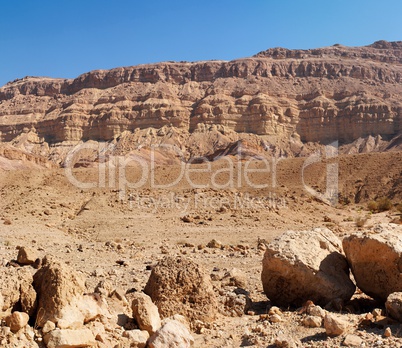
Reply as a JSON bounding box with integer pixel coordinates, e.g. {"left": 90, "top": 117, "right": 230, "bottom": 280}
{"left": 268, "top": 306, "right": 282, "bottom": 316}
{"left": 44, "top": 328, "right": 96, "bottom": 348}
{"left": 384, "top": 327, "right": 392, "bottom": 337}
{"left": 269, "top": 314, "right": 282, "bottom": 323}
{"left": 274, "top": 335, "right": 298, "bottom": 348}
{"left": 207, "top": 239, "right": 222, "bottom": 249}
{"left": 148, "top": 318, "right": 194, "bottom": 348}
{"left": 181, "top": 216, "right": 192, "bottom": 223}
{"left": 221, "top": 268, "right": 247, "bottom": 289}
{"left": 307, "top": 305, "right": 326, "bottom": 318}
{"left": 302, "top": 315, "right": 322, "bottom": 328}
{"left": 42, "top": 320, "right": 56, "bottom": 334}
{"left": 111, "top": 288, "right": 128, "bottom": 304}
{"left": 372, "top": 308, "right": 383, "bottom": 318}
{"left": 5, "top": 311, "right": 29, "bottom": 333}
{"left": 343, "top": 334, "right": 363, "bottom": 347}
{"left": 324, "top": 313, "right": 349, "bottom": 336}
{"left": 131, "top": 292, "right": 161, "bottom": 335}
{"left": 17, "top": 247, "right": 39, "bottom": 265}
{"left": 122, "top": 329, "right": 150, "bottom": 348}
{"left": 385, "top": 292, "right": 402, "bottom": 322}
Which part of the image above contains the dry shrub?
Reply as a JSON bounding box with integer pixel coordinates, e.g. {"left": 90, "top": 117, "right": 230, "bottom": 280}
{"left": 355, "top": 216, "right": 367, "bottom": 228}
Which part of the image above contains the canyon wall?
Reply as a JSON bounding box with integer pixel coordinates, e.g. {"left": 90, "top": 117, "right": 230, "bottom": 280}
{"left": 0, "top": 40, "right": 401, "bottom": 163}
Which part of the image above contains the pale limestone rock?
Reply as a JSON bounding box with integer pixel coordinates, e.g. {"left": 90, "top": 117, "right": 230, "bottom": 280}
{"left": 44, "top": 328, "right": 96, "bottom": 348}
{"left": 148, "top": 319, "right": 194, "bottom": 348}
{"left": 343, "top": 228, "right": 402, "bottom": 301}
{"left": 122, "top": 329, "right": 150, "bottom": 348}
{"left": 324, "top": 313, "right": 349, "bottom": 337}
{"left": 131, "top": 292, "right": 161, "bottom": 335}
{"left": 42, "top": 320, "right": 56, "bottom": 334}
{"left": 343, "top": 334, "right": 363, "bottom": 347}
{"left": 262, "top": 228, "right": 355, "bottom": 307}
{"left": 302, "top": 315, "right": 322, "bottom": 328}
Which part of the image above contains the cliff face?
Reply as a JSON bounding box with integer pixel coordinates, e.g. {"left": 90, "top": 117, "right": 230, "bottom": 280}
{"left": 0, "top": 40, "right": 401, "bottom": 165}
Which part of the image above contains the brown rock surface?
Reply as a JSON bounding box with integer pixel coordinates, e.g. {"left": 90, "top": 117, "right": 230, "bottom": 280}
{"left": 343, "top": 227, "right": 402, "bottom": 301}
{"left": 17, "top": 247, "right": 38, "bottom": 265}
{"left": 5, "top": 311, "right": 29, "bottom": 333}
{"left": 385, "top": 292, "right": 402, "bottom": 322}
{"left": 261, "top": 228, "right": 355, "bottom": 307}
{"left": 144, "top": 256, "right": 217, "bottom": 324}
{"left": 33, "top": 255, "right": 86, "bottom": 327}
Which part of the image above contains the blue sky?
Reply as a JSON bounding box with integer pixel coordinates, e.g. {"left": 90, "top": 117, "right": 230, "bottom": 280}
{"left": 0, "top": 0, "right": 401, "bottom": 87}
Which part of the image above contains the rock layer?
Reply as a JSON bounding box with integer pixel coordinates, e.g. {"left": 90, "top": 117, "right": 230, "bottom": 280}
{"left": 0, "top": 41, "right": 401, "bottom": 166}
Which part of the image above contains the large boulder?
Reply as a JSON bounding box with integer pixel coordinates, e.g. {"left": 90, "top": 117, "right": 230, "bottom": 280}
{"left": 343, "top": 228, "right": 402, "bottom": 301}
{"left": 34, "top": 257, "right": 85, "bottom": 327}
{"left": 144, "top": 256, "right": 217, "bottom": 324}
{"left": 261, "top": 228, "right": 355, "bottom": 307}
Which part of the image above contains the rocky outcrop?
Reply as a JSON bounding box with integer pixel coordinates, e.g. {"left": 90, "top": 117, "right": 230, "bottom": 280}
{"left": 0, "top": 41, "right": 401, "bottom": 166}
{"left": 261, "top": 228, "right": 355, "bottom": 307}
{"left": 343, "top": 226, "right": 402, "bottom": 301}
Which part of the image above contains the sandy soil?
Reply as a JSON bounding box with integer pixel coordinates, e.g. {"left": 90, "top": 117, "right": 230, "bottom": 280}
{"left": 1, "top": 152, "right": 402, "bottom": 347}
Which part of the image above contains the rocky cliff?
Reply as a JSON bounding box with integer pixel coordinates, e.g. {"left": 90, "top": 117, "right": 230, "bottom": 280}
{"left": 0, "top": 40, "right": 401, "bottom": 166}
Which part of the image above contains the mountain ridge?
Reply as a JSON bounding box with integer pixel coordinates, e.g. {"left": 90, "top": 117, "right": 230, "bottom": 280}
{"left": 0, "top": 40, "right": 401, "bottom": 167}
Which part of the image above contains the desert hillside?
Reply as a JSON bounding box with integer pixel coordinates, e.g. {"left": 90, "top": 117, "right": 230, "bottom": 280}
{"left": 1, "top": 41, "right": 402, "bottom": 348}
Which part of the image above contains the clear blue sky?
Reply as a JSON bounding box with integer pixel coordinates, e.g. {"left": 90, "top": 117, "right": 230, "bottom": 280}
{"left": 1, "top": 0, "right": 401, "bottom": 87}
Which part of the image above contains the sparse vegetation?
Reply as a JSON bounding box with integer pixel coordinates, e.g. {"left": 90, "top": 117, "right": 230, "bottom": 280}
{"left": 377, "top": 197, "right": 393, "bottom": 212}
{"left": 355, "top": 216, "right": 368, "bottom": 228}
{"left": 367, "top": 197, "right": 392, "bottom": 213}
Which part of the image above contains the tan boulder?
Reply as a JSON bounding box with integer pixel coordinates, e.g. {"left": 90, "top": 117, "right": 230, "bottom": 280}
{"left": 261, "top": 228, "right": 355, "bottom": 307}
{"left": 5, "top": 311, "right": 30, "bottom": 333}
{"left": 44, "top": 328, "right": 96, "bottom": 348}
{"left": 148, "top": 318, "right": 194, "bottom": 348}
{"left": 343, "top": 229, "right": 402, "bottom": 301}
{"left": 131, "top": 292, "right": 161, "bottom": 334}
{"left": 17, "top": 247, "right": 39, "bottom": 265}
{"left": 33, "top": 256, "right": 86, "bottom": 327}
{"left": 144, "top": 256, "right": 217, "bottom": 324}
